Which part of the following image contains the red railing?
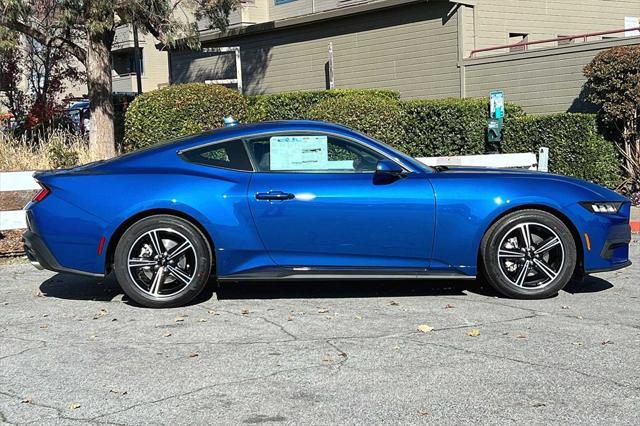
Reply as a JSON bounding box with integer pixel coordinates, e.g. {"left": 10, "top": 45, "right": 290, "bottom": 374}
{"left": 469, "top": 27, "right": 640, "bottom": 58}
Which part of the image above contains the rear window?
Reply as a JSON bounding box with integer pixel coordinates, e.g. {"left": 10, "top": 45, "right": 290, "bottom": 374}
{"left": 180, "top": 140, "right": 253, "bottom": 171}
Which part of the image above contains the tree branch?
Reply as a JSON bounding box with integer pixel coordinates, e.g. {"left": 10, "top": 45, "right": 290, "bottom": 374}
{"left": 1, "top": 19, "right": 87, "bottom": 64}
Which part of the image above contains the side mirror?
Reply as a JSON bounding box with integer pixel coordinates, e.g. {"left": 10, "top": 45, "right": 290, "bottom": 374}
{"left": 375, "top": 159, "right": 405, "bottom": 177}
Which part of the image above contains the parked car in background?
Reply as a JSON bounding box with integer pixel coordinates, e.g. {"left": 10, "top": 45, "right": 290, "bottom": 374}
{"left": 23, "top": 120, "right": 632, "bottom": 308}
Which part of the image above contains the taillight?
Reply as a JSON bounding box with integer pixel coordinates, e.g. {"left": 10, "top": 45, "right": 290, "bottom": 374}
{"left": 32, "top": 184, "right": 50, "bottom": 203}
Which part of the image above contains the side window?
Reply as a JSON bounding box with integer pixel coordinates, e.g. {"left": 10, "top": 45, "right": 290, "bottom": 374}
{"left": 180, "top": 140, "right": 253, "bottom": 171}
{"left": 245, "top": 134, "right": 386, "bottom": 173}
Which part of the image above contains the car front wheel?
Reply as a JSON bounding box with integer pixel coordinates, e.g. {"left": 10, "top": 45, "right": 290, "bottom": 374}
{"left": 480, "top": 209, "right": 577, "bottom": 299}
{"left": 113, "top": 215, "right": 213, "bottom": 308}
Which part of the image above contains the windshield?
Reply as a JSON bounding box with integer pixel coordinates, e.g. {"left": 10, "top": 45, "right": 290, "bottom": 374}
{"left": 348, "top": 129, "right": 433, "bottom": 173}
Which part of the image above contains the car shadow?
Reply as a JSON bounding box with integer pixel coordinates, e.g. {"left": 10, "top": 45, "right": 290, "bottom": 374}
{"left": 563, "top": 275, "right": 614, "bottom": 294}
{"left": 38, "top": 273, "right": 614, "bottom": 304}
{"left": 216, "top": 279, "right": 496, "bottom": 300}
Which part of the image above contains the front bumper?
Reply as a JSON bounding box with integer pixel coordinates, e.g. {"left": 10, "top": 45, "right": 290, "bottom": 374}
{"left": 23, "top": 229, "right": 104, "bottom": 278}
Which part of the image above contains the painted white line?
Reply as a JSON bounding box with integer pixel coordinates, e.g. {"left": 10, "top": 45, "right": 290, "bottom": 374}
{"left": 0, "top": 210, "right": 26, "bottom": 231}
{"left": 0, "top": 171, "right": 39, "bottom": 191}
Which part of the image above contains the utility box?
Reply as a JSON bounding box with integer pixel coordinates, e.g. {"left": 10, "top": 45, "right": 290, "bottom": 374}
{"left": 487, "top": 119, "right": 502, "bottom": 143}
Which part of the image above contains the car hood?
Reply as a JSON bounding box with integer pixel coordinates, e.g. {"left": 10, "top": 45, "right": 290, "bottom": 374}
{"left": 438, "top": 166, "right": 628, "bottom": 202}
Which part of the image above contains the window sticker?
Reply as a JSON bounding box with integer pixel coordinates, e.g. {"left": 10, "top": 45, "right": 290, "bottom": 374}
{"left": 270, "top": 135, "right": 329, "bottom": 170}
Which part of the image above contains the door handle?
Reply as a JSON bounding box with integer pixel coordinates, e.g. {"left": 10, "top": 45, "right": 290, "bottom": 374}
{"left": 255, "top": 191, "right": 295, "bottom": 201}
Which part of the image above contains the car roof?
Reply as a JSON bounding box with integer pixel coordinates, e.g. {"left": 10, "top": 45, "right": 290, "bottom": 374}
{"left": 171, "top": 120, "right": 357, "bottom": 150}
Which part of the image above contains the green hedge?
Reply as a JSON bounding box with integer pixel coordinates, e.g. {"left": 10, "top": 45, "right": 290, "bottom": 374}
{"left": 400, "top": 98, "right": 524, "bottom": 157}
{"left": 247, "top": 88, "right": 401, "bottom": 122}
{"left": 124, "top": 83, "right": 247, "bottom": 151}
{"left": 308, "top": 94, "right": 404, "bottom": 146}
{"left": 123, "top": 85, "right": 622, "bottom": 188}
{"left": 503, "top": 113, "right": 622, "bottom": 188}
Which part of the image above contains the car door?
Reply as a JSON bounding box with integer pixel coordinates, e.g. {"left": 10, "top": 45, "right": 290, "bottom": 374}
{"left": 245, "top": 131, "right": 436, "bottom": 269}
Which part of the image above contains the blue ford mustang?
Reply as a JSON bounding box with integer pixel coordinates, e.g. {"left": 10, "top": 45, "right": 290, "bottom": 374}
{"left": 23, "top": 120, "right": 631, "bottom": 307}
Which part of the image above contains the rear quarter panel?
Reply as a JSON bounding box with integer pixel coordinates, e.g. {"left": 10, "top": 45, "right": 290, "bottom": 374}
{"left": 31, "top": 161, "right": 269, "bottom": 275}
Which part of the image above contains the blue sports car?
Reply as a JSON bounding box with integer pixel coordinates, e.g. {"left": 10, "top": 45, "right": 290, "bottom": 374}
{"left": 23, "top": 120, "right": 631, "bottom": 307}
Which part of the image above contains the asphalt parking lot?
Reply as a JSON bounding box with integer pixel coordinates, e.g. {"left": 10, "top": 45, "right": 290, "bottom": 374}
{"left": 1, "top": 240, "right": 639, "bottom": 425}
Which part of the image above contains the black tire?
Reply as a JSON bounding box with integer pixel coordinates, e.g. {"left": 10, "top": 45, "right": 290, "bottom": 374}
{"left": 480, "top": 209, "right": 577, "bottom": 299}
{"left": 113, "top": 215, "right": 213, "bottom": 308}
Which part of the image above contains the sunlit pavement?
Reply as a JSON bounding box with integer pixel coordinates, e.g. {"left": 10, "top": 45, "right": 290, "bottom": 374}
{"left": 1, "top": 239, "right": 638, "bottom": 424}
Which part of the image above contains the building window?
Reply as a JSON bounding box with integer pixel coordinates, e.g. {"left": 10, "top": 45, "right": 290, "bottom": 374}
{"left": 112, "top": 48, "right": 144, "bottom": 77}
{"left": 274, "top": 0, "right": 298, "bottom": 5}
{"left": 508, "top": 33, "right": 528, "bottom": 52}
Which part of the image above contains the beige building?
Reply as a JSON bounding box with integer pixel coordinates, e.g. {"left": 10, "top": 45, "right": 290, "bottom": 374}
{"left": 170, "top": 0, "right": 640, "bottom": 113}
{"left": 110, "top": 25, "right": 170, "bottom": 94}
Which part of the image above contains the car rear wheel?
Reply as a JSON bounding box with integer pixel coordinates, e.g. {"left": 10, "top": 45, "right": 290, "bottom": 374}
{"left": 480, "top": 209, "right": 577, "bottom": 299}
{"left": 114, "top": 215, "right": 212, "bottom": 308}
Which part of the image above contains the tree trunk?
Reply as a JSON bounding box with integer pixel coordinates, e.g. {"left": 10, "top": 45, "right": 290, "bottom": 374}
{"left": 87, "top": 30, "right": 115, "bottom": 159}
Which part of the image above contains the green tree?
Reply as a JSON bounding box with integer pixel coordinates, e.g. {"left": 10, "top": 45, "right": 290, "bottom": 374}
{"left": 584, "top": 46, "right": 640, "bottom": 191}
{"left": 1, "top": 0, "right": 237, "bottom": 158}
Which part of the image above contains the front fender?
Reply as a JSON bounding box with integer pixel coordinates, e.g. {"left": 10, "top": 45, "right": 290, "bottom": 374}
{"left": 427, "top": 173, "right": 620, "bottom": 275}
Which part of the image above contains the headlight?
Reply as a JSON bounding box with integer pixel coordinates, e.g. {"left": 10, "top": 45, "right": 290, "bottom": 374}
{"left": 580, "top": 201, "right": 623, "bottom": 214}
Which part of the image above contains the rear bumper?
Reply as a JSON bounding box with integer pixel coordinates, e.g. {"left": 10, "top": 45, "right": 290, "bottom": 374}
{"left": 22, "top": 229, "right": 104, "bottom": 278}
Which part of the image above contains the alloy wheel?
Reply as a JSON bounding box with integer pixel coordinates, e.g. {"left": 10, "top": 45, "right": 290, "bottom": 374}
{"left": 496, "top": 222, "right": 565, "bottom": 289}
{"left": 126, "top": 228, "right": 198, "bottom": 298}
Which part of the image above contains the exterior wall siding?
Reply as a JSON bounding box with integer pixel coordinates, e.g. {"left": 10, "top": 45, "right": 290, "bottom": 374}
{"left": 463, "top": 36, "right": 640, "bottom": 114}
{"left": 171, "top": 2, "right": 461, "bottom": 99}
{"left": 467, "top": 0, "right": 640, "bottom": 57}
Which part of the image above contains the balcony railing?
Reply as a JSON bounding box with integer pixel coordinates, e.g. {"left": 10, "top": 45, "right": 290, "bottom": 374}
{"left": 469, "top": 26, "right": 640, "bottom": 58}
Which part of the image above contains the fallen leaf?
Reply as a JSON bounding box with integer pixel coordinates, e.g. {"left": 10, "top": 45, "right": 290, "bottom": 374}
{"left": 207, "top": 309, "right": 219, "bottom": 315}
{"left": 35, "top": 290, "right": 43, "bottom": 297}
{"left": 287, "top": 315, "right": 294, "bottom": 321}
{"left": 389, "top": 301, "right": 400, "bottom": 306}
{"left": 318, "top": 308, "right": 329, "bottom": 313}
{"left": 93, "top": 308, "right": 108, "bottom": 320}
{"left": 68, "top": 403, "right": 81, "bottom": 410}
{"left": 198, "top": 318, "right": 207, "bottom": 323}
{"left": 561, "top": 305, "right": 570, "bottom": 310}
{"left": 241, "top": 309, "right": 250, "bottom": 315}
{"left": 355, "top": 315, "right": 363, "bottom": 320}
{"left": 338, "top": 352, "right": 348, "bottom": 358}
{"left": 393, "top": 346, "right": 400, "bottom": 350}
{"left": 516, "top": 334, "right": 527, "bottom": 339}
{"left": 417, "top": 324, "right": 433, "bottom": 333}
{"left": 39, "top": 324, "right": 48, "bottom": 329}
{"left": 163, "top": 332, "right": 172, "bottom": 337}
{"left": 467, "top": 328, "right": 481, "bottom": 337}
{"left": 89, "top": 335, "right": 97, "bottom": 340}
{"left": 576, "top": 315, "right": 584, "bottom": 320}
{"left": 188, "top": 352, "right": 199, "bottom": 358}
{"left": 444, "top": 304, "right": 455, "bottom": 309}
{"left": 174, "top": 316, "right": 185, "bottom": 322}
{"left": 418, "top": 409, "right": 429, "bottom": 416}
{"left": 21, "top": 397, "right": 32, "bottom": 404}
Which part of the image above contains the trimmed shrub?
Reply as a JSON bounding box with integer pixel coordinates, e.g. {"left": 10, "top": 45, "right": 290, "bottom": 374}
{"left": 307, "top": 94, "right": 404, "bottom": 146}
{"left": 400, "top": 98, "right": 524, "bottom": 157}
{"left": 503, "top": 113, "right": 622, "bottom": 188}
{"left": 124, "top": 83, "right": 247, "bottom": 151}
{"left": 247, "top": 88, "right": 401, "bottom": 122}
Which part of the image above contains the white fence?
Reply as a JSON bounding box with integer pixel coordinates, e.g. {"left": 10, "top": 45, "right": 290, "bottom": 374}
{"left": 0, "top": 171, "right": 40, "bottom": 231}
{"left": 0, "top": 148, "right": 549, "bottom": 231}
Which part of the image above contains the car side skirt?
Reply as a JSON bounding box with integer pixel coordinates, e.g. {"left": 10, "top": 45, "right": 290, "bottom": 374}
{"left": 218, "top": 267, "right": 476, "bottom": 282}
